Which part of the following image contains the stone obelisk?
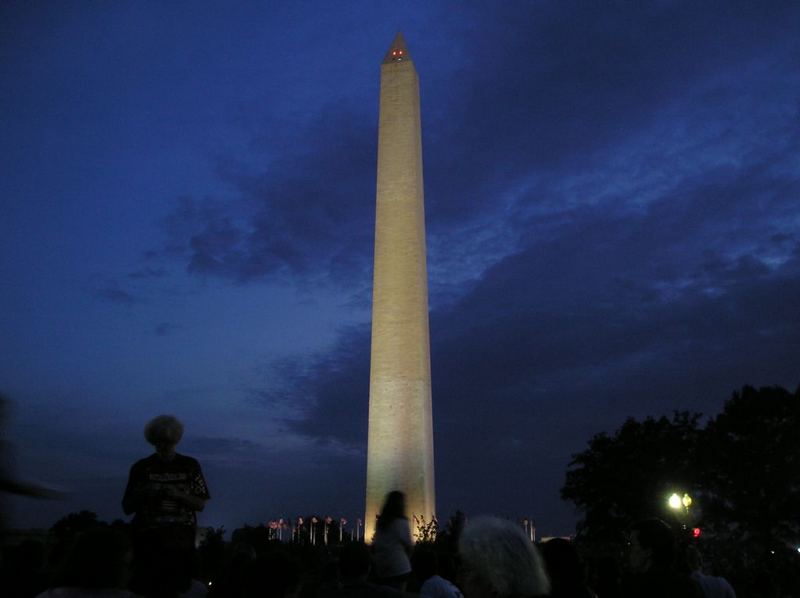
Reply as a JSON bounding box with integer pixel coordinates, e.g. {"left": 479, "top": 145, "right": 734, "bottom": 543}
{"left": 364, "top": 33, "right": 435, "bottom": 543}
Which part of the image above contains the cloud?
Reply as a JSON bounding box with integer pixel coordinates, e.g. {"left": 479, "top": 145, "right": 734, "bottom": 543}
{"left": 420, "top": 1, "right": 800, "bottom": 223}
{"left": 146, "top": 2, "right": 799, "bottom": 303}
{"left": 95, "top": 287, "right": 137, "bottom": 305}
{"left": 154, "top": 322, "right": 180, "bottom": 336}
{"left": 256, "top": 326, "right": 371, "bottom": 446}
{"left": 270, "top": 134, "right": 800, "bottom": 518}
{"left": 148, "top": 105, "right": 376, "bottom": 289}
{"left": 183, "top": 436, "right": 263, "bottom": 456}
{"left": 128, "top": 267, "right": 168, "bottom": 279}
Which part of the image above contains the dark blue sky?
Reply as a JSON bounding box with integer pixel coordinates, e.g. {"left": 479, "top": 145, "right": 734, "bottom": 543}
{"left": 2, "top": 1, "right": 799, "bottom": 536}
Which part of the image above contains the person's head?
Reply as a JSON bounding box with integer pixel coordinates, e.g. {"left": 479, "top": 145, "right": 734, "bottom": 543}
{"left": 540, "top": 538, "right": 587, "bottom": 590}
{"left": 459, "top": 516, "right": 550, "bottom": 598}
{"left": 145, "top": 414, "right": 184, "bottom": 460}
{"left": 629, "top": 518, "right": 676, "bottom": 573}
{"left": 377, "top": 490, "right": 406, "bottom": 530}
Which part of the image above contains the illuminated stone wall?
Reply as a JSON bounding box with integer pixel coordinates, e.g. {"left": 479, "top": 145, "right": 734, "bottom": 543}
{"left": 364, "top": 34, "right": 436, "bottom": 543}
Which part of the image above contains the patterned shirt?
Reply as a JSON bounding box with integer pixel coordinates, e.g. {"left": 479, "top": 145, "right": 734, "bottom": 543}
{"left": 123, "top": 453, "right": 209, "bottom": 528}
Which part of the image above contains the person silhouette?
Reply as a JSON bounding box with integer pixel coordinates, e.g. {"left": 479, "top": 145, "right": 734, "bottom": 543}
{"left": 122, "top": 415, "right": 209, "bottom": 596}
{"left": 371, "top": 491, "right": 413, "bottom": 590}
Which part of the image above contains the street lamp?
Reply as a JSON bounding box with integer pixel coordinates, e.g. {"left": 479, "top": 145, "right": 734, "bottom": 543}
{"left": 666, "top": 492, "right": 697, "bottom": 536}
{"left": 668, "top": 492, "right": 692, "bottom": 512}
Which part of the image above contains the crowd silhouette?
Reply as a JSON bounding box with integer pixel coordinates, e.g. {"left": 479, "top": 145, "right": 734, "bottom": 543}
{"left": 4, "top": 412, "right": 788, "bottom": 597}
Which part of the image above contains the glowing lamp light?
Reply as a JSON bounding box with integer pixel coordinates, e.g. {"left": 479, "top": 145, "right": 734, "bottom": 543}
{"left": 682, "top": 493, "right": 693, "bottom": 508}
{"left": 668, "top": 493, "right": 682, "bottom": 510}
{"left": 692, "top": 527, "right": 702, "bottom": 538}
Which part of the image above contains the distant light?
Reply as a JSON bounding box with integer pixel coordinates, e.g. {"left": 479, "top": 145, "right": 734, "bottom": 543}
{"left": 796, "top": 547, "right": 800, "bottom": 554}
{"left": 668, "top": 493, "right": 682, "bottom": 509}
{"left": 692, "top": 527, "right": 701, "bottom": 538}
{"left": 682, "top": 493, "right": 693, "bottom": 508}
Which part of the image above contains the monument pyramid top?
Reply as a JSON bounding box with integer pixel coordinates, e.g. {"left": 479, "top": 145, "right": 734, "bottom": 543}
{"left": 382, "top": 32, "right": 411, "bottom": 64}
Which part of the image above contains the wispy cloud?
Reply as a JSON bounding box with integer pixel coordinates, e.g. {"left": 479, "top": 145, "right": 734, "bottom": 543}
{"left": 95, "top": 287, "right": 138, "bottom": 305}
{"left": 128, "top": 267, "right": 168, "bottom": 279}
{"left": 154, "top": 322, "right": 180, "bottom": 336}
{"left": 146, "top": 106, "right": 375, "bottom": 290}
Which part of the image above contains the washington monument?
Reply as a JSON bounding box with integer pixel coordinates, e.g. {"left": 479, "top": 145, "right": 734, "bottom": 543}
{"left": 364, "top": 33, "right": 436, "bottom": 542}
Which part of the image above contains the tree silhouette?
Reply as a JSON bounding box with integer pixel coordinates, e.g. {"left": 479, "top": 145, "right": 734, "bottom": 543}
{"left": 50, "top": 510, "right": 105, "bottom": 540}
{"left": 701, "top": 385, "right": 800, "bottom": 554}
{"left": 562, "top": 411, "right": 701, "bottom": 548}
{"left": 561, "top": 385, "right": 800, "bottom": 593}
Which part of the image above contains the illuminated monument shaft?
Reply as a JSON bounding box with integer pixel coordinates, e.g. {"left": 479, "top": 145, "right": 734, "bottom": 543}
{"left": 364, "top": 33, "right": 435, "bottom": 542}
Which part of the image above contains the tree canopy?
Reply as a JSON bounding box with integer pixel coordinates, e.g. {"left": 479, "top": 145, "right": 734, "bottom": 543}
{"left": 701, "top": 385, "right": 800, "bottom": 552}
{"left": 562, "top": 410, "right": 701, "bottom": 546}
{"left": 562, "top": 385, "right": 800, "bottom": 581}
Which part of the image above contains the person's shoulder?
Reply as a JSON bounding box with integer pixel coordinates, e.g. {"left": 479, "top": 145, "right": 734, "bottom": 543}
{"left": 674, "top": 574, "right": 704, "bottom": 598}
{"left": 421, "top": 576, "right": 462, "bottom": 598}
{"left": 178, "top": 578, "right": 209, "bottom": 597}
{"left": 699, "top": 574, "right": 736, "bottom": 597}
{"left": 130, "top": 454, "right": 158, "bottom": 470}
{"left": 718, "top": 575, "right": 736, "bottom": 596}
{"left": 420, "top": 575, "right": 443, "bottom": 592}
{"left": 721, "top": 581, "right": 736, "bottom": 598}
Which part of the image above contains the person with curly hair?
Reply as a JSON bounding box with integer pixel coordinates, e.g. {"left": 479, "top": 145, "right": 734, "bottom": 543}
{"left": 458, "top": 516, "right": 550, "bottom": 598}
{"left": 122, "top": 415, "right": 210, "bottom": 596}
